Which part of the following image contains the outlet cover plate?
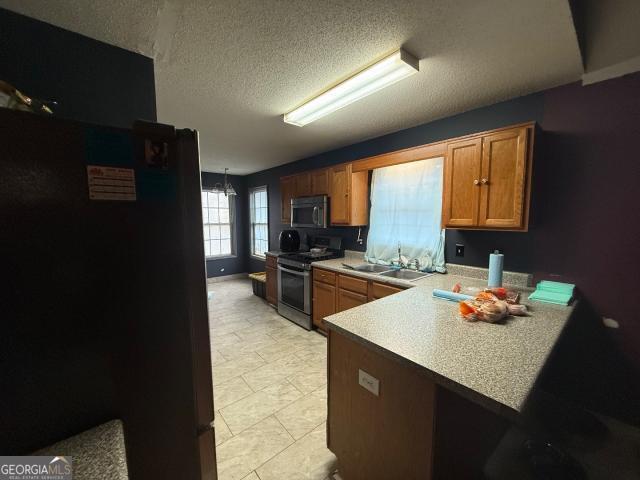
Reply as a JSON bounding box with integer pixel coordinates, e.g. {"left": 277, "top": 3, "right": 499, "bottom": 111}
{"left": 358, "top": 369, "right": 379, "bottom": 396}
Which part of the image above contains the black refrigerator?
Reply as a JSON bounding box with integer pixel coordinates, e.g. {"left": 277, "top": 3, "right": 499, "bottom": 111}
{"left": 0, "top": 108, "right": 217, "bottom": 479}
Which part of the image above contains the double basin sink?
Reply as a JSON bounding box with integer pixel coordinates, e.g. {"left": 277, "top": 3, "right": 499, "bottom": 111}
{"left": 345, "top": 263, "right": 433, "bottom": 281}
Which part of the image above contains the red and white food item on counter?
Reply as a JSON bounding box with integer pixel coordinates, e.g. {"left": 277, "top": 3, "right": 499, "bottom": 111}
{"left": 457, "top": 287, "right": 528, "bottom": 323}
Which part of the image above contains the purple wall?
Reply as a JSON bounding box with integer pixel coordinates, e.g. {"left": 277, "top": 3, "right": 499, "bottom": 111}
{"left": 536, "top": 74, "right": 640, "bottom": 367}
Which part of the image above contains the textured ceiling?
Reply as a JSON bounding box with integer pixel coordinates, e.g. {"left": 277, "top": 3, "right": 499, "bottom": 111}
{"left": 0, "top": 0, "right": 583, "bottom": 174}
{"left": 579, "top": 0, "right": 640, "bottom": 71}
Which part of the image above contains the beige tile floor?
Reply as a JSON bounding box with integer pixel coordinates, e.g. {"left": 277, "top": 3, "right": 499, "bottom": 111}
{"left": 208, "top": 278, "right": 337, "bottom": 480}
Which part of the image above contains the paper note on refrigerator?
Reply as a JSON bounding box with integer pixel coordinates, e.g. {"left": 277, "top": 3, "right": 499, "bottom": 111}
{"left": 86, "top": 165, "right": 136, "bottom": 201}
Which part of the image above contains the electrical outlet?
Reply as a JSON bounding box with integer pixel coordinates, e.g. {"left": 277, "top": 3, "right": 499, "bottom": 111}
{"left": 455, "top": 244, "right": 465, "bottom": 257}
{"left": 358, "top": 369, "right": 379, "bottom": 396}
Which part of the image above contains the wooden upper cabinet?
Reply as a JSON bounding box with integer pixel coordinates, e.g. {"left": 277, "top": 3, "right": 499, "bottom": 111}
{"left": 478, "top": 128, "right": 528, "bottom": 229}
{"left": 295, "top": 172, "right": 312, "bottom": 197}
{"left": 280, "top": 176, "right": 295, "bottom": 224}
{"left": 311, "top": 169, "right": 329, "bottom": 196}
{"left": 279, "top": 122, "right": 532, "bottom": 231}
{"left": 330, "top": 164, "right": 350, "bottom": 224}
{"left": 279, "top": 161, "right": 369, "bottom": 228}
{"left": 442, "top": 138, "right": 482, "bottom": 227}
{"left": 280, "top": 172, "right": 316, "bottom": 224}
{"left": 442, "top": 124, "right": 533, "bottom": 231}
{"left": 329, "top": 163, "right": 369, "bottom": 226}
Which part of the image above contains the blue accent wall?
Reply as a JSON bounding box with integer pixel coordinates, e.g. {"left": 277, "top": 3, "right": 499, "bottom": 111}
{"left": 201, "top": 172, "right": 248, "bottom": 277}
{"left": 0, "top": 7, "right": 156, "bottom": 128}
{"left": 245, "top": 92, "right": 545, "bottom": 274}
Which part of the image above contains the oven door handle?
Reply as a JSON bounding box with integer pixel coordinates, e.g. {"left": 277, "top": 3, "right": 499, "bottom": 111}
{"left": 312, "top": 206, "right": 319, "bottom": 226}
{"left": 278, "top": 264, "right": 310, "bottom": 277}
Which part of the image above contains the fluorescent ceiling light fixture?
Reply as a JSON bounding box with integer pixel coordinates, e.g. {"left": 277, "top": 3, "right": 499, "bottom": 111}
{"left": 284, "top": 49, "right": 419, "bottom": 127}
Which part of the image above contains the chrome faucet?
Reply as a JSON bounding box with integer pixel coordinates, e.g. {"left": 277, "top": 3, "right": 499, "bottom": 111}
{"left": 395, "top": 242, "right": 407, "bottom": 269}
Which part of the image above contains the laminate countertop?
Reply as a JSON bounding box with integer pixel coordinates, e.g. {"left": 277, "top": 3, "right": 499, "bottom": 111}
{"left": 34, "top": 420, "right": 128, "bottom": 479}
{"left": 315, "top": 257, "right": 574, "bottom": 416}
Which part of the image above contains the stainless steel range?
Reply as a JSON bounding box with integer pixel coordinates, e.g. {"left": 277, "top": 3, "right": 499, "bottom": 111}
{"left": 277, "top": 236, "right": 342, "bottom": 330}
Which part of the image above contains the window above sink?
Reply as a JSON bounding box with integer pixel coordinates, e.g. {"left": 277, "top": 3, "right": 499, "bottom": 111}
{"left": 365, "top": 158, "right": 446, "bottom": 273}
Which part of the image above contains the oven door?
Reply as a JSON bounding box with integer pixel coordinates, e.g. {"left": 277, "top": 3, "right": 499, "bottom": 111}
{"left": 277, "top": 264, "right": 311, "bottom": 314}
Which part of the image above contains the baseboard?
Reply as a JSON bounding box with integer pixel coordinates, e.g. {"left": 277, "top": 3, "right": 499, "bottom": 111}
{"left": 206, "top": 272, "right": 248, "bottom": 283}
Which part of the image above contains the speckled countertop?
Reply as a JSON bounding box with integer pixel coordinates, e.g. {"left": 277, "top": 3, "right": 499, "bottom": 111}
{"left": 33, "top": 420, "right": 128, "bottom": 479}
{"left": 316, "top": 255, "right": 574, "bottom": 416}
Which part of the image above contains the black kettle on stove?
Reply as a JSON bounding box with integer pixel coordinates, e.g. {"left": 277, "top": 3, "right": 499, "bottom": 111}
{"left": 279, "top": 230, "right": 300, "bottom": 252}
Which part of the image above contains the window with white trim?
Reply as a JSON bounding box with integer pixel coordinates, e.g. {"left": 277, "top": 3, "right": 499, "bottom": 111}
{"left": 250, "top": 186, "right": 269, "bottom": 258}
{"left": 202, "top": 190, "right": 234, "bottom": 258}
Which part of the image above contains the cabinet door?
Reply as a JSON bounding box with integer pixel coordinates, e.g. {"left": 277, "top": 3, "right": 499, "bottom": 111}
{"left": 313, "top": 280, "right": 336, "bottom": 331}
{"left": 295, "top": 172, "right": 312, "bottom": 197}
{"left": 442, "top": 138, "right": 482, "bottom": 227}
{"left": 328, "top": 331, "right": 435, "bottom": 480}
{"left": 338, "top": 274, "right": 368, "bottom": 296}
{"left": 311, "top": 169, "right": 329, "bottom": 195}
{"left": 330, "top": 164, "right": 351, "bottom": 224}
{"left": 478, "top": 128, "right": 528, "bottom": 229}
{"left": 280, "top": 176, "right": 295, "bottom": 224}
{"left": 266, "top": 266, "right": 277, "bottom": 305}
{"left": 314, "top": 267, "right": 336, "bottom": 286}
{"left": 370, "top": 282, "right": 404, "bottom": 301}
{"left": 337, "top": 288, "right": 367, "bottom": 313}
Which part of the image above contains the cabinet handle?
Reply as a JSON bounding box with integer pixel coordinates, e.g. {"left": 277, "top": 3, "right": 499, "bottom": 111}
{"left": 473, "top": 179, "right": 480, "bottom": 185}
{"left": 481, "top": 178, "right": 488, "bottom": 185}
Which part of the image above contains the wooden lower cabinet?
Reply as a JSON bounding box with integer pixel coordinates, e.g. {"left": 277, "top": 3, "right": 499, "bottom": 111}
{"left": 265, "top": 255, "right": 278, "bottom": 306}
{"left": 312, "top": 281, "right": 335, "bottom": 330}
{"left": 312, "top": 268, "right": 407, "bottom": 332}
{"left": 327, "top": 330, "right": 509, "bottom": 480}
{"left": 337, "top": 288, "right": 367, "bottom": 312}
{"left": 265, "top": 266, "right": 277, "bottom": 305}
{"left": 369, "top": 281, "right": 403, "bottom": 301}
{"left": 328, "top": 331, "right": 435, "bottom": 480}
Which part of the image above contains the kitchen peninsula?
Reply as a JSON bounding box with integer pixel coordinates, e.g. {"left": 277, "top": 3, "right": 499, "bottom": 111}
{"left": 317, "top": 257, "right": 574, "bottom": 479}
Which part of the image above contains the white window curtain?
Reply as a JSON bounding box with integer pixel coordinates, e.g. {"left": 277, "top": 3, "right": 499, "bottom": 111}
{"left": 365, "top": 157, "right": 446, "bottom": 273}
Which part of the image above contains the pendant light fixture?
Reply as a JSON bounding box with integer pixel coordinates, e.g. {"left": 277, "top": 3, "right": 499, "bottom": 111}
{"left": 213, "top": 168, "right": 236, "bottom": 196}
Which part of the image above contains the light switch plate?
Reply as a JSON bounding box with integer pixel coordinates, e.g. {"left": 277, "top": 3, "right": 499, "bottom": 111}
{"left": 358, "top": 369, "right": 379, "bottom": 396}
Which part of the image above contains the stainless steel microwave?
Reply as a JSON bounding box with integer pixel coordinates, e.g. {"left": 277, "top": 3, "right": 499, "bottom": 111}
{"left": 291, "top": 195, "right": 328, "bottom": 228}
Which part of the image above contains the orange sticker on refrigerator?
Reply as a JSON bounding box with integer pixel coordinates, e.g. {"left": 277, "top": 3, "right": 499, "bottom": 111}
{"left": 87, "top": 165, "right": 136, "bottom": 201}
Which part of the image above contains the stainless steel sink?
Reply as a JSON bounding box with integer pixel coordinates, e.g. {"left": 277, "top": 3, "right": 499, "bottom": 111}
{"left": 350, "top": 264, "right": 393, "bottom": 273}
{"left": 378, "top": 269, "right": 432, "bottom": 281}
